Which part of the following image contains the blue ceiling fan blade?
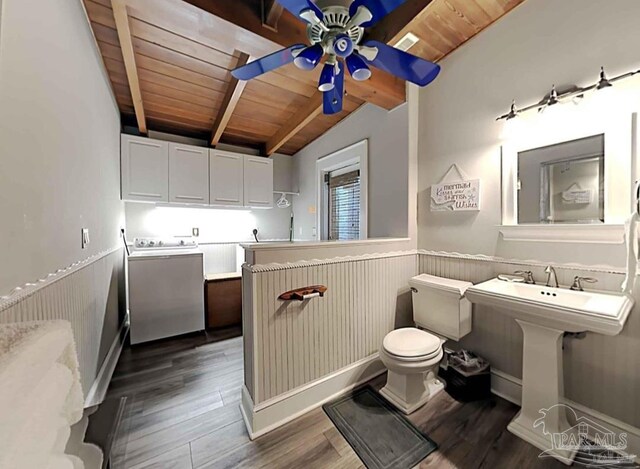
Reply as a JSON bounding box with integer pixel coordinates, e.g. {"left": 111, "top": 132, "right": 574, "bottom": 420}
{"left": 323, "top": 62, "right": 344, "bottom": 115}
{"left": 362, "top": 40, "right": 440, "bottom": 86}
{"left": 278, "top": 0, "right": 324, "bottom": 23}
{"left": 349, "top": 0, "right": 406, "bottom": 27}
{"left": 232, "top": 45, "right": 306, "bottom": 80}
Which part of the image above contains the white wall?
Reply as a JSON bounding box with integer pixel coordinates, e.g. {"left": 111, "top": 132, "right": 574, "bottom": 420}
{"left": 418, "top": 0, "right": 640, "bottom": 267}
{"left": 0, "top": 0, "right": 124, "bottom": 371}
{"left": 0, "top": 0, "right": 124, "bottom": 292}
{"left": 292, "top": 103, "right": 409, "bottom": 240}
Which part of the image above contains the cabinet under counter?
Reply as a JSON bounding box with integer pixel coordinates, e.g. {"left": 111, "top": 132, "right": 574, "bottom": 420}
{"left": 205, "top": 272, "right": 242, "bottom": 329}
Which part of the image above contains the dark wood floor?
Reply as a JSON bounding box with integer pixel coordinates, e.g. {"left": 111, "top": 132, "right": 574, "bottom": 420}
{"left": 106, "top": 330, "right": 630, "bottom": 469}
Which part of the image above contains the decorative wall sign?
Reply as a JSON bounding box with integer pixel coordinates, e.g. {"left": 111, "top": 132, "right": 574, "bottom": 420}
{"left": 561, "top": 183, "right": 593, "bottom": 205}
{"left": 430, "top": 164, "right": 480, "bottom": 212}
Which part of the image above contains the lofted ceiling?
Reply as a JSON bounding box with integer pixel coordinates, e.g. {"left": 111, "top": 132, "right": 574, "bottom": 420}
{"left": 82, "top": 0, "right": 524, "bottom": 155}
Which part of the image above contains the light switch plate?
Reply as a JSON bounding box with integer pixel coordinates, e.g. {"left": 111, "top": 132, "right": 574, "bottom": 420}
{"left": 81, "top": 228, "right": 90, "bottom": 249}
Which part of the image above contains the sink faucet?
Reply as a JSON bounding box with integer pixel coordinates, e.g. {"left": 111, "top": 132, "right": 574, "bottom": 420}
{"left": 545, "top": 266, "right": 559, "bottom": 288}
{"left": 514, "top": 270, "right": 535, "bottom": 284}
{"left": 570, "top": 276, "right": 598, "bottom": 291}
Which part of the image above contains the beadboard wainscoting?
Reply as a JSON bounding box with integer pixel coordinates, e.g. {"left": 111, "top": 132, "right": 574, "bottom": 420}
{"left": 241, "top": 251, "right": 417, "bottom": 437}
{"left": 0, "top": 247, "right": 126, "bottom": 401}
{"left": 418, "top": 251, "right": 640, "bottom": 429}
{"left": 200, "top": 242, "right": 240, "bottom": 274}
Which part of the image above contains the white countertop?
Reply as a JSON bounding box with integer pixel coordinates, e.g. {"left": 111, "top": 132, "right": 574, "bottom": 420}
{"left": 205, "top": 272, "right": 242, "bottom": 281}
{"left": 240, "top": 237, "right": 411, "bottom": 251}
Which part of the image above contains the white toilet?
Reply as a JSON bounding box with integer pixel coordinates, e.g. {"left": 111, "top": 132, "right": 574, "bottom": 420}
{"left": 379, "top": 274, "right": 473, "bottom": 414}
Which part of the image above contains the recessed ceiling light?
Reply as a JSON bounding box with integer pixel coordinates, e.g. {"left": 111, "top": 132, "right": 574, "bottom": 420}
{"left": 394, "top": 32, "right": 420, "bottom": 52}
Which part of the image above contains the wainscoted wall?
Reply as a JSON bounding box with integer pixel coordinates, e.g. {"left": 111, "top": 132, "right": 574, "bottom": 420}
{"left": 243, "top": 252, "right": 417, "bottom": 405}
{"left": 418, "top": 251, "right": 640, "bottom": 428}
{"left": 200, "top": 243, "right": 240, "bottom": 274}
{"left": 0, "top": 248, "right": 126, "bottom": 396}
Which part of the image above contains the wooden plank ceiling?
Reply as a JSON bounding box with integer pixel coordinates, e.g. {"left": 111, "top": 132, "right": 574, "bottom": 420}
{"left": 83, "top": 0, "right": 524, "bottom": 155}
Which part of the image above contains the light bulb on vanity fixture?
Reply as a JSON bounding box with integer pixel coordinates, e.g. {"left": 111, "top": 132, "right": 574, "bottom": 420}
{"left": 596, "top": 66, "right": 613, "bottom": 91}
{"left": 540, "top": 84, "right": 559, "bottom": 111}
{"left": 499, "top": 100, "right": 523, "bottom": 140}
{"left": 588, "top": 66, "right": 620, "bottom": 113}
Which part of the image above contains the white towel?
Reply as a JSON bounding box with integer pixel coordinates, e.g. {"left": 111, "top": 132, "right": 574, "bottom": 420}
{"left": 622, "top": 212, "right": 640, "bottom": 294}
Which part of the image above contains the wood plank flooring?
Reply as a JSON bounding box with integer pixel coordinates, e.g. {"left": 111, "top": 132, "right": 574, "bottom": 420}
{"left": 107, "top": 330, "right": 633, "bottom": 468}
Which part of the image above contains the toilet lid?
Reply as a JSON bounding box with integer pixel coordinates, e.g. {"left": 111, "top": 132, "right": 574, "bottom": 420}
{"left": 383, "top": 328, "right": 441, "bottom": 358}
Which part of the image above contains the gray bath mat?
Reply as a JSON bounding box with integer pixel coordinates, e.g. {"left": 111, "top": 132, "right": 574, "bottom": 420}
{"left": 323, "top": 387, "right": 437, "bottom": 469}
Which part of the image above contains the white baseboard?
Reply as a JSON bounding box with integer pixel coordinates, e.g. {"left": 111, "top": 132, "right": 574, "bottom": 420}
{"left": 84, "top": 312, "right": 129, "bottom": 408}
{"left": 241, "top": 354, "right": 386, "bottom": 440}
{"left": 491, "top": 369, "right": 640, "bottom": 462}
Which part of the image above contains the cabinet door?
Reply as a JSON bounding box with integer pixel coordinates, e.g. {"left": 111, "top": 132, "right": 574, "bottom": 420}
{"left": 121, "top": 135, "right": 169, "bottom": 202}
{"left": 169, "top": 143, "right": 209, "bottom": 205}
{"left": 210, "top": 150, "right": 244, "bottom": 207}
{"left": 244, "top": 156, "right": 273, "bottom": 208}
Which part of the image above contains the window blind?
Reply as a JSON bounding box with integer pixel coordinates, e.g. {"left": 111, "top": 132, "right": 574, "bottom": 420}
{"left": 328, "top": 169, "right": 360, "bottom": 240}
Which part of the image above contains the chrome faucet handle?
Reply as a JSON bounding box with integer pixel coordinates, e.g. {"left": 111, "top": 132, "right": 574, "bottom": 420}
{"left": 570, "top": 276, "right": 598, "bottom": 292}
{"left": 514, "top": 270, "right": 535, "bottom": 284}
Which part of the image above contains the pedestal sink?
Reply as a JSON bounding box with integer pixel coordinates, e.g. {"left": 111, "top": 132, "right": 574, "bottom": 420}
{"left": 465, "top": 278, "right": 634, "bottom": 465}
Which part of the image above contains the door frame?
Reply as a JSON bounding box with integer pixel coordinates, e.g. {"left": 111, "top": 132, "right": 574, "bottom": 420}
{"left": 316, "top": 140, "right": 368, "bottom": 240}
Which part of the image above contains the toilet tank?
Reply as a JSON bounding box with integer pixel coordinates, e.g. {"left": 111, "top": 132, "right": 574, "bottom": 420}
{"left": 409, "top": 274, "right": 473, "bottom": 341}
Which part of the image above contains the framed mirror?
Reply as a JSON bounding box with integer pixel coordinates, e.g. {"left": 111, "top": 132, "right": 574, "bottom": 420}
{"left": 518, "top": 134, "right": 604, "bottom": 224}
{"left": 500, "top": 110, "right": 638, "bottom": 243}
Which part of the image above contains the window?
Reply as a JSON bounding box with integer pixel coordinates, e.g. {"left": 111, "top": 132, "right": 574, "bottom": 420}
{"left": 326, "top": 167, "right": 360, "bottom": 240}
{"left": 316, "top": 140, "right": 368, "bottom": 240}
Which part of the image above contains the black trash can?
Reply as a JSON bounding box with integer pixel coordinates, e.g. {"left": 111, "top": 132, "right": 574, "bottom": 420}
{"left": 439, "top": 349, "right": 491, "bottom": 402}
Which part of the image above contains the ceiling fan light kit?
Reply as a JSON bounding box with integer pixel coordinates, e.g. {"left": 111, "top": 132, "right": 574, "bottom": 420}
{"left": 293, "top": 43, "right": 324, "bottom": 70}
{"left": 232, "top": 0, "right": 442, "bottom": 115}
{"left": 346, "top": 53, "right": 371, "bottom": 81}
{"left": 318, "top": 61, "right": 337, "bottom": 91}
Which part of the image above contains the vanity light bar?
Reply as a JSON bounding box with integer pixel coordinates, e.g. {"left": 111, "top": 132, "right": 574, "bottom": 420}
{"left": 496, "top": 66, "right": 640, "bottom": 121}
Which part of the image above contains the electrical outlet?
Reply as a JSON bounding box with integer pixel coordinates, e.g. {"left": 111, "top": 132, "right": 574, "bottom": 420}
{"left": 192, "top": 227, "right": 200, "bottom": 237}
{"left": 81, "top": 228, "right": 90, "bottom": 249}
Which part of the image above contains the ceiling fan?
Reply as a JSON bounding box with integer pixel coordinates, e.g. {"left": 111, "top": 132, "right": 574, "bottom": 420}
{"left": 231, "top": 0, "right": 441, "bottom": 115}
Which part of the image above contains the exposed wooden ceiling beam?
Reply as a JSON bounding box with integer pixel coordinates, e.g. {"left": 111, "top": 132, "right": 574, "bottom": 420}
{"left": 111, "top": 0, "right": 147, "bottom": 134}
{"left": 265, "top": 93, "right": 323, "bottom": 156}
{"left": 211, "top": 52, "right": 251, "bottom": 146}
{"left": 262, "top": 0, "right": 284, "bottom": 31}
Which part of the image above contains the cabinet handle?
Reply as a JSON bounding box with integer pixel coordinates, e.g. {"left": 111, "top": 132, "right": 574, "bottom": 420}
{"left": 130, "top": 192, "right": 162, "bottom": 198}
{"left": 215, "top": 198, "right": 241, "bottom": 202}
{"left": 175, "top": 195, "right": 204, "bottom": 200}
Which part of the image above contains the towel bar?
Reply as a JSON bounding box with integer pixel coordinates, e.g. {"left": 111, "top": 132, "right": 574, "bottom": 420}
{"left": 278, "top": 285, "right": 327, "bottom": 301}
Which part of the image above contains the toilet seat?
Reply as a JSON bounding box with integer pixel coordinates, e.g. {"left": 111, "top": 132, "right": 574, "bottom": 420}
{"left": 382, "top": 327, "right": 441, "bottom": 360}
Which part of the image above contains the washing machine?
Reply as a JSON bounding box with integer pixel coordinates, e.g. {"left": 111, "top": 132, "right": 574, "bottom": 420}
{"left": 128, "top": 237, "right": 204, "bottom": 344}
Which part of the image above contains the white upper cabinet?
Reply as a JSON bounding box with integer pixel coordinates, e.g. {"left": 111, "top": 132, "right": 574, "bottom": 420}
{"left": 209, "top": 150, "right": 245, "bottom": 207}
{"left": 121, "top": 135, "right": 169, "bottom": 203}
{"left": 243, "top": 156, "right": 273, "bottom": 208}
{"left": 120, "top": 135, "right": 275, "bottom": 208}
{"left": 169, "top": 143, "right": 209, "bottom": 205}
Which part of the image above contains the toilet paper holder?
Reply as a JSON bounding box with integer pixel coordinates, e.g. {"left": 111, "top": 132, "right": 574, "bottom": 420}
{"left": 278, "top": 285, "right": 327, "bottom": 301}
